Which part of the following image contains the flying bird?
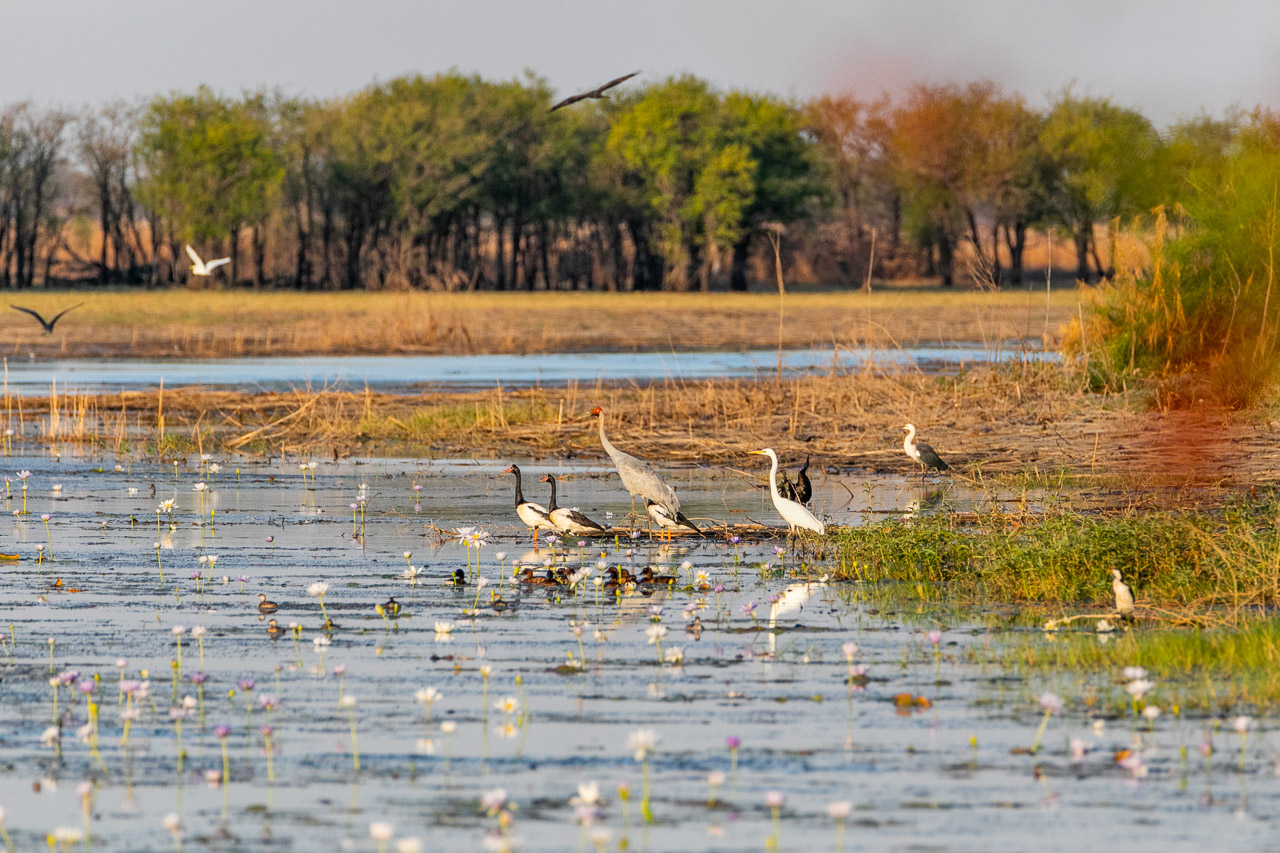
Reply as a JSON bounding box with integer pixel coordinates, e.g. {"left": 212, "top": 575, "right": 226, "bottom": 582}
{"left": 549, "top": 71, "right": 641, "bottom": 111}
{"left": 185, "top": 244, "right": 231, "bottom": 276}
{"left": 10, "top": 303, "right": 82, "bottom": 334}
{"left": 902, "top": 424, "right": 950, "bottom": 475}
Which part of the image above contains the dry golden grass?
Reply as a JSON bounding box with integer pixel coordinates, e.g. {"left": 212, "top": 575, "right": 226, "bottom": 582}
{"left": 19, "top": 362, "right": 1276, "bottom": 492}
{"left": 2, "top": 287, "right": 1080, "bottom": 358}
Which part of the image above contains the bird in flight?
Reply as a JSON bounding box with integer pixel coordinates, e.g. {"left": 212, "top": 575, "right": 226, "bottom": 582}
{"left": 549, "top": 71, "right": 641, "bottom": 112}
{"left": 10, "top": 303, "right": 82, "bottom": 334}
{"left": 185, "top": 244, "right": 231, "bottom": 276}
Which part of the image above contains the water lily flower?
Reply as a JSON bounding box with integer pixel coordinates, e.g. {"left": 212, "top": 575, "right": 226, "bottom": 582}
{"left": 307, "top": 581, "right": 330, "bottom": 598}
{"left": 1126, "top": 679, "right": 1154, "bottom": 700}
{"left": 826, "top": 800, "right": 852, "bottom": 819}
{"left": 628, "top": 728, "right": 658, "bottom": 761}
{"left": 645, "top": 625, "right": 668, "bottom": 644}
{"left": 369, "top": 822, "right": 395, "bottom": 842}
{"left": 480, "top": 788, "right": 509, "bottom": 814}
{"left": 1122, "top": 666, "right": 1147, "bottom": 680}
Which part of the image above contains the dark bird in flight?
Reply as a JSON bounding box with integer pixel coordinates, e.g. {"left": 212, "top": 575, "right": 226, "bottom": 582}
{"left": 549, "top": 71, "right": 641, "bottom": 111}
{"left": 10, "top": 303, "right": 83, "bottom": 334}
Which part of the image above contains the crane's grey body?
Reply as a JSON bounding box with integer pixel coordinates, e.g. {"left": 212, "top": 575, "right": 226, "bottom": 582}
{"left": 592, "top": 408, "right": 680, "bottom": 516}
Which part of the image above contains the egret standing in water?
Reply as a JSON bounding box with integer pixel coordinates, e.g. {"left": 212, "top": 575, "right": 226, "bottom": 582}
{"left": 1111, "top": 569, "right": 1135, "bottom": 620}
{"left": 502, "top": 464, "right": 556, "bottom": 542}
{"left": 749, "top": 448, "right": 826, "bottom": 535}
{"left": 902, "top": 424, "right": 949, "bottom": 475}
{"left": 589, "top": 406, "right": 680, "bottom": 519}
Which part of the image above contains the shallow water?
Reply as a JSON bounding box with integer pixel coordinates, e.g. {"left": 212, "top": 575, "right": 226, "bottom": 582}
{"left": 0, "top": 344, "right": 1053, "bottom": 396}
{"left": 0, "top": 452, "right": 1272, "bottom": 851}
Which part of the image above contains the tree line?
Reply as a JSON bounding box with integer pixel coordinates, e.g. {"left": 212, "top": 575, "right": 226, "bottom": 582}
{"left": 0, "top": 72, "right": 1259, "bottom": 291}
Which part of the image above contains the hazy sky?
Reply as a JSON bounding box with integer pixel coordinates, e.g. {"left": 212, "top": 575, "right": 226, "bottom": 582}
{"left": 4, "top": 0, "right": 1278, "bottom": 126}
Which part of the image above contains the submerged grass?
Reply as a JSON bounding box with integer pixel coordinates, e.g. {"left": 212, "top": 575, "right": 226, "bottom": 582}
{"left": 1005, "top": 619, "right": 1280, "bottom": 712}
{"left": 834, "top": 499, "right": 1280, "bottom": 620}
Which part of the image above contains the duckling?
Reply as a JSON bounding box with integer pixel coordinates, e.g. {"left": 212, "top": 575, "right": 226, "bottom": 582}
{"left": 686, "top": 616, "right": 703, "bottom": 640}
{"left": 448, "top": 569, "right": 467, "bottom": 586}
{"left": 640, "top": 567, "right": 676, "bottom": 585}
{"left": 491, "top": 594, "right": 511, "bottom": 613}
{"left": 382, "top": 596, "right": 401, "bottom": 617}
{"left": 266, "top": 619, "right": 286, "bottom": 639}
{"left": 257, "top": 593, "right": 279, "bottom": 614}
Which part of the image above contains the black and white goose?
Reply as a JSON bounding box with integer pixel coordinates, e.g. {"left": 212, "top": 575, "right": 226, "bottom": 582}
{"left": 503, "top": 464, "right": 556, "bottom": 541}
{"left": 540, "top": 473, "right": 607, "bottom": 536}
{"left": 645, "top": 498, "right": 699, "bottom": 536}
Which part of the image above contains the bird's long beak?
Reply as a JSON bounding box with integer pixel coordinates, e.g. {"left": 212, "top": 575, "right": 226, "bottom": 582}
{"left": 748, "top": 450, "right": 765, "bottom": 456}
{"left": 571, "top": 412, "right": 594, "bottom": 422}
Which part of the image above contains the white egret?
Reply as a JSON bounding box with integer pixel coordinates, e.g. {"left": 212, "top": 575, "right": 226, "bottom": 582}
{"left": 1111, "top": 569, "right": 1135, "bottom": 619}
{"left": 185, "top": 244, "right": 231, "bottom": 276}
{"left": 902, "top": 424, "right": 949, "bottom": 474}
{"left": 749, "top": 448, "right": 826, "bottom": 535}
{"left": 539, "top": 474, "right": 607, "bottom": 536}
{"left": 589, "top": 406, "right": 679, "bottom": 517}
{"left": 502, "top": 464, "right": 556, "bottom": 541}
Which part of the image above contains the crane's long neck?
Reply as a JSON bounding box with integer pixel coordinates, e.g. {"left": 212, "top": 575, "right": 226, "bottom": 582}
{"left": 597, "top": 415, "right": 618, "bottom": 459}
{"left": 545, "top": 477, "right": 558, "bottom": 511}
{"left": 766, "top": 454, "right": 783, "bottom": 503}
{"left": 512, "top": 470, "right": 524, "bottom": 505}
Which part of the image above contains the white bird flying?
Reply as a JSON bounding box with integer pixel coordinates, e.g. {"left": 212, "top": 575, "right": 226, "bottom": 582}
{"left": 902, "top": 423, "right": 949, "bottom": 474}
{"left": 749, "top": 448, "right": 826, "bottom": 535}
{"left": 185, "top": 244, "right": 231, "bottom": 276}
{"left": 589, "top": 406, "right": 680, "bottom": 517}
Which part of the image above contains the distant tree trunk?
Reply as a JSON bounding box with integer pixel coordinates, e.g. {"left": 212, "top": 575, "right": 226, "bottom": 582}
{"left": 226, "top": 231, "right": 238, "bottom": 288}
{"left": 252, "top": 223, "right": 266, "bottom": 288}
{"left": 320, "top": 205, "right": 334, "bottom": 289}
{"left": 97, "top": 190, "right": 111, "bottom": 283}
{"left": 293, "top": 202, "right": 310, "bottom": 289}
{"left": 937, "top": 231, "right": 954, "bottom": 286}
{"left": 989, "top": 222, "right": 1002, "bottom": 287}
{"left": 1004, "top": 222, "right": 1027, "bottom": 286}
{"left": 1073, "top": 224, "right": 1091, "bottom": 281}
{"left": 729, "top": 237, "right": 750, "bottom": 291}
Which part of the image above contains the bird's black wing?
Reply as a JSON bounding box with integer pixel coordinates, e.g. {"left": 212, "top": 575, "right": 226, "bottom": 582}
{"left": 10, "top": 305, "right": 50, "bottom": 329}
{"left": 594, "top": 70, "right": 641, "bottom": 95}
{"left": 795, "top": 457, "right": 813, "bottom": 504}
{"left": 674, "top": 510, "right": 699, "bottom": 532}
{"left": 47, "top": 303, "right": 84, "bottom": 329}
{"left": 915, "top": 442, "right": 949, "bottom": 471}
{"left": 560, "top": 508, "right": 606, "bottom": 532}
{"left": 549, "top": 92, "right": 590, "bottom": 112}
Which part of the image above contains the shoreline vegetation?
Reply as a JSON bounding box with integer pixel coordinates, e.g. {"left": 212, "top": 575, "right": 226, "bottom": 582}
{"left": 0, "top": 287, "right": 1078, "bottom": 358}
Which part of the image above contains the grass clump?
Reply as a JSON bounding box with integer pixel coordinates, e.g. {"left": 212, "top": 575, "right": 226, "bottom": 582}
{"left": 833, "top": 498, "right": 1280, "bottom": 618}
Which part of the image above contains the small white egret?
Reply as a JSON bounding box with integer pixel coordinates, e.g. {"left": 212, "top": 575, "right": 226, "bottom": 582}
{"left": 749, "top": 449, "right": 826, "bottom": 535}
{"left": 185, "top": 244, "right": 231, "bottom": 276}
{"left": 589, "top": 406, "right": 679, "bottom": 517}
{"left": 540, "top": 474, "right": 607, "bottom": 536}
{"left": 902, "top": 424, "right": 949, "bottom": 474}
{"left": 1111, "top": 569, "right": 1135, "bottom": 620}
{"left": 502, "top": 465, "right": 556, "bottom": 541}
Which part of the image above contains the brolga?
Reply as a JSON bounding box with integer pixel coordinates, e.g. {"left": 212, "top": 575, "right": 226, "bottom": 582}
{"left": 749, "top": 448, "right": 826, "bottom": 535}
{"left": 902, "top": 424, "right": 949, "bottom": 476}
{"left": 184, "top": 244, "right": 231, "bottom": 276}
{"left": 589, "top": 406, "right": 680, "bottom": 520}
{"left": 645, "top": 498, "right": 699, "bottom": 539}
{"left": 539, "top": 474, "right": 607, "bottom": 536}
{"left": 10, "top": 303, "right": 82, "bottom": 334}
{"left": 1111, "top": 569, "right": 1135, "bottom": 621}
{"left": 503, "top": 464, "right": 556, "bottom": 542}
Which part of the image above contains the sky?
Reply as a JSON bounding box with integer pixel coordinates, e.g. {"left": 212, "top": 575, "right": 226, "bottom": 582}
{"left": 3, "top": 0, "right": 1278, "bottom": 126}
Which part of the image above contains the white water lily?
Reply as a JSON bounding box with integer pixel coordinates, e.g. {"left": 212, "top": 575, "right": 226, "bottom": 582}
{"left": 627, "top": 728, "right": 658, "bottom": 761}
{"left": 307, "top": 581, "right": 330, "bottom": 598}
